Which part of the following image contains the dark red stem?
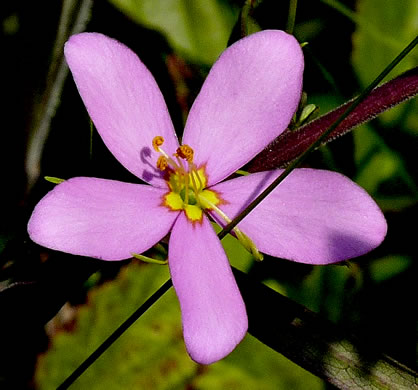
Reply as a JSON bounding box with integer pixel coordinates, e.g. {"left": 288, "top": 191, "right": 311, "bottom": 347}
{"left": 247, "top": 67, "right": 418, "bottom": 172}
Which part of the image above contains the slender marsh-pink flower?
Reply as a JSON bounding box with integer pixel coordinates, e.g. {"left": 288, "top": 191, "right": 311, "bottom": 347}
{"left": 28, "top": 31, "right": 387, "bottom": 364}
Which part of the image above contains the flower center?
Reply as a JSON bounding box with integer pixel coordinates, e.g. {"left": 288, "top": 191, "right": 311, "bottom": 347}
{"left": 152, "top": 136, "right": 221, "bottom": 222}
{"left": 152, "top": 136, "right": 263, "bottom": 261}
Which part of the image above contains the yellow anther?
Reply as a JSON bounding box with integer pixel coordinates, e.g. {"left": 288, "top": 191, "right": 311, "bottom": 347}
{"left": 152, "top": 136, "right": 165, "bottom": 152}
{"left": 156, "top": 156, "right": 168, "bottom": 171}
{"left": 175, "top": 145, "right": 194, "bottom": 162}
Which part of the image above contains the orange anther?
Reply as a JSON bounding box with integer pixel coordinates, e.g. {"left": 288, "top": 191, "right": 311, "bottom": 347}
{"left": 156, "top": 155, "right": 168, "bottom": 171}
{"left": 152, "top": 136, "right": 164, "bottom": 151}
{"left": 175, "top": 145, "right": 194, "bottom": 162}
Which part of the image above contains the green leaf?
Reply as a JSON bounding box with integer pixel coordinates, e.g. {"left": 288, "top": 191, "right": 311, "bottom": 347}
{"left": 368, "top": 255, "right": 412, "bottom": 283}
{"left": 354, "top": 125, "right": 400, "bottom": 194}
{"left": 353, "top": 0, "right": 418, "bottom": 85}
{"left": 107, "top": 0, "right": 238, "bottom": 64}
{"left": 275, "top": 264, "right": 352, "bottom": 323}
{"left": 353, "top": 124, "right": 418, "bottom": 207}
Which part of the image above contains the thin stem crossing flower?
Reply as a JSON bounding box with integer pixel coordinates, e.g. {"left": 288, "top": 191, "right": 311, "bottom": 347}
{"left": 28, "top": 31, "right": 387, "bottom": 364}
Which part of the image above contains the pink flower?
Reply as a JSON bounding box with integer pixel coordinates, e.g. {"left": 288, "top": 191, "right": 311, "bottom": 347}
{"left": 28, "top": 31, "right": 387, "bottom": 364}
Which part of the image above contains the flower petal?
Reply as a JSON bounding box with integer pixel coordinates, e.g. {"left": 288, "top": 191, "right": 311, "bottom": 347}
{"left": 182, "top": 30, "right": 304, "bottom": 186}
{"left": 210, "top": 169, "right": 387, "bottom": 264}
{"left": 28, "top": 178, "right": 179, "bottom": 260}
{"left": 169, "top": 213, "right": 247, "bottom": 364}
{"left": 64, "top": 33, "right": 179, "bottom": 187}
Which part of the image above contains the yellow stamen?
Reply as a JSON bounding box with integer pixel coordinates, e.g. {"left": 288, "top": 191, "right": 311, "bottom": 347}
{"left": 190, "top": 163, "right": 203, "bottom": 191}
{"left": 184, "top": 171, "right": 189, "bottom": 204}
{"left": 189, "top": 169, "right": 202, "bottom": 207}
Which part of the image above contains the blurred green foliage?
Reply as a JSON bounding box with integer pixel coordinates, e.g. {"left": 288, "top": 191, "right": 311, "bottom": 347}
{"left": 108, "top": 0, "right": 239, "bottom": 64}
{"left": 352, "top": 0, "right": 418, "bottom": 88}
{"left": 351, "top": 0, "right": 418, "bottom": 211}
{"left": 36, "top": 262, "right": 322, "bottom": 389}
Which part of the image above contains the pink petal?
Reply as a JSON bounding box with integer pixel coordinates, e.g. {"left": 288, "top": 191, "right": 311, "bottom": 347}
{"left": 210, "top": 169, "right": 387, "bottom": 264}
{"left": 28, "top": 178, "right": 178, "bottom": 260}
{"left": 64, "top": 33, "right": 179, "bottom": 187}
{"left": 168, "top": 213, "right": 247, "bottom": 364}
{"left": 182, "top": 30, "right": 304, "bottom": 186}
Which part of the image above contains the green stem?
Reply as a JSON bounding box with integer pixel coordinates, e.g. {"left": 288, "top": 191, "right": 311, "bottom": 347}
{"left": 286, "top": 0, "right": 298, "bottom": 34}
{"left": 24, "top": 0, "right": 93, "bottom": 192}
{"left": 240, "top": 0, "right": 254, "bottom": 38}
